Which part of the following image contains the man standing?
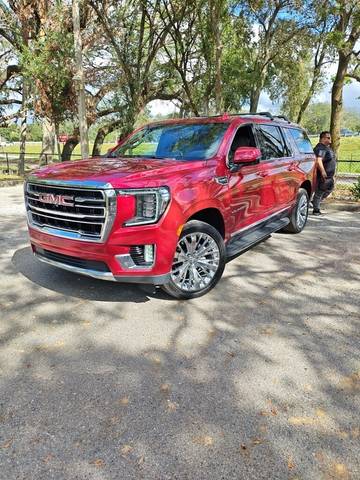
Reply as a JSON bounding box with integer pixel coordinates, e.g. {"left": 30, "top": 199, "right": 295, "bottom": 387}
{"left": 313, "top": 131, "right": 337, "bottom": 215}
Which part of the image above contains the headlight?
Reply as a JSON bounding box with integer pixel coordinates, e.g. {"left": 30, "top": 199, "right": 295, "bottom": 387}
{"left": 117, "top": 187, "right": 170, "bottom": 226}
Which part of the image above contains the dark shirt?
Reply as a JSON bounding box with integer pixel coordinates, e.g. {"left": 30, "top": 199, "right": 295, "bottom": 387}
{"left": 314, "top": 143, "right": 336, "bottom": 177}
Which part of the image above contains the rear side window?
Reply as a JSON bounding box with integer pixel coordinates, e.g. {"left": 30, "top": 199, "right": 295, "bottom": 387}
{"left": 288, "top": 129, "right": 313, "bottom": 154}
{"left": 257, "top": 124, "right": 287, "bottom": 159}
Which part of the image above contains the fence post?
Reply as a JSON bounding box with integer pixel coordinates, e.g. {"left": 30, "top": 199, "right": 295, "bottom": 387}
{"left": 6, "top": 152, "right": 9, "bottom": 173}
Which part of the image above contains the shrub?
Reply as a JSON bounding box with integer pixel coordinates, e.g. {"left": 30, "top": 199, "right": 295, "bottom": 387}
{"left": 350, "top": 178, "right": 360, "bottom": 200}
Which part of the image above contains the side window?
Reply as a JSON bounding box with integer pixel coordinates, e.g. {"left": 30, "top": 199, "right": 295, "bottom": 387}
{"left": 289, "top": 129, "right": 313, "bottom": 154}
{"left": 281, "top": 128, "right": 294, "bottom": 156}
{"left": 228, "top": 125, "right": 256, "bottom": 163}
{"left": 257, "top": 124, "right": 286, "bottom": 160}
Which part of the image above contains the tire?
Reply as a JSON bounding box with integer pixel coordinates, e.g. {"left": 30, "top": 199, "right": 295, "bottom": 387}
{"left": 282, "top": 188, "right": 309, "bottom": 234}
{"left": 162, "top": 220, "right": 226, "bottom": 299}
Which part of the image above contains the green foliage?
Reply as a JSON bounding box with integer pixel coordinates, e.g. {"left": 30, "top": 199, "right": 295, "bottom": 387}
{"left": 20, "top": 8, "right": 75, "bottom": 125}
{"left": 301, "top": 103, "right": 360, "bottom": 135}
{"left": 0, "top": 124, "right": 20, "bottom": 142}
{"left": 301, "top": 103, "right": 331, "bottom": 134}
{"left": 350, "top": 178, "right": 360, "bottom": 200}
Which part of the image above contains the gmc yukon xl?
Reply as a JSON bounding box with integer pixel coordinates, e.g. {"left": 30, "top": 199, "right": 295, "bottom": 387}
{"left": 25, "top": 112, "right": 316, "bottom": 299}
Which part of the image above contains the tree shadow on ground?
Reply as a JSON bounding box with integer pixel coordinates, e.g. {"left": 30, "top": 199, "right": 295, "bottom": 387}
{"left": 0, "top": 208, "right": 359, "bottom": 479}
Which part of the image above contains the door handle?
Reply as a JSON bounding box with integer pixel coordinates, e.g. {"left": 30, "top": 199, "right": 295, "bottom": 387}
{"left": 256, "top": 170, "right": 269, "bottom": 177}
{"left": 288, "top": 162, "right": 299, "bottom": 171}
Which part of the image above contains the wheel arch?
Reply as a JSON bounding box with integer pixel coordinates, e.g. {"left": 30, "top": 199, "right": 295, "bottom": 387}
{"left": 300, "top": 180, "right": 312, "bottom": 198}
{"left": 187, "top": 207, "right": 225, "bottom": 239}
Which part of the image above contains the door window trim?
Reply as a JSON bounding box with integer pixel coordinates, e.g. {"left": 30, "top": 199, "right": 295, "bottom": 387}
{"left": 226, "top": 122, "right": 259, "bottom": 168}
{"left": 255, "top": 123, "right": 289, "bottom": 162}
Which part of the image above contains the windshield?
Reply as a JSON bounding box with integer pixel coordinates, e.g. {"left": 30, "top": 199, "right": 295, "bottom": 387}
{"left": 108, "top": 122, "right": 229, "bottom": 161}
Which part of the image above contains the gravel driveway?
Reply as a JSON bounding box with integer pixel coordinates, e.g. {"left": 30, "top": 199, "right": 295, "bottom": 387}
{"left": 0, "top": 185, "right": 359, "bottom": 480}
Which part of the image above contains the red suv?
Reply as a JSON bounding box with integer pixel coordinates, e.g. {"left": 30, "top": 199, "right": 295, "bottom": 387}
{"left": 25, "top": 112, "right": 316, "bottom": 299}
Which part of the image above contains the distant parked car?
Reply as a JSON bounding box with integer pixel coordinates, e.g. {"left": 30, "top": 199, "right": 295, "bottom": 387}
{"left": 340, "top": 128, "right": 354, "bottom": 137}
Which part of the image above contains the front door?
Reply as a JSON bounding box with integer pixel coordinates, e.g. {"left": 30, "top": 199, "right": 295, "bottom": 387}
{"left": 227, "top": 124, "right": 270, "bottom": 233}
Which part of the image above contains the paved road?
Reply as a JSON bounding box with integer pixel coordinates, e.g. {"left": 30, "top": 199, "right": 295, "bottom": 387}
{"left": 0, "top": 185, "right": 359, "bottom": 480}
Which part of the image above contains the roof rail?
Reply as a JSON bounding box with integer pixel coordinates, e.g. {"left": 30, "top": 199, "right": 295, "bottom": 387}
{"left": 273, "top": 114, "right": 291, "bottom": 123}
{"left": 201, "top": 112, "right": 293, "bottom": 123}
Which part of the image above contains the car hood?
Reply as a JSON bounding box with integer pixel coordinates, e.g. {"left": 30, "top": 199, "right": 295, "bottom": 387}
{"left": 28, "top": 156, "right": 205, "bottom": 189}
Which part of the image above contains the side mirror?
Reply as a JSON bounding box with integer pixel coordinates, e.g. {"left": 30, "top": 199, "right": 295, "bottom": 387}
{"left": 233, "top": 146, "right": 261, "bottom": 165}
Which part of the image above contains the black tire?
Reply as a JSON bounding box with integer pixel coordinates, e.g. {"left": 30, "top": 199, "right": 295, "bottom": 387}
{"left": 282, "top": 188, "right": 309, "bottom": 234}
{"left": 162, "top": 220, "right": 226, "bottom": 299}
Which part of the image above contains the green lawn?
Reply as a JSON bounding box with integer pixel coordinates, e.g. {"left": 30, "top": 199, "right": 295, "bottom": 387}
{"left": 310, "top": 136, "right": 360, "bottom": 173}
{"left": 0, "top": 142, "right": 114, "bottom": 156}
{"left": 310, "top": 136, "right": 360, "bottom": 161}
{"left": 1, "top": 137, "right": 360, "bottom": 173}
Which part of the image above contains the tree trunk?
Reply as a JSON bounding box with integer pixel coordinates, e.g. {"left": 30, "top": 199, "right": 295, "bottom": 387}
{"left": 211, "top": 0, "right": 223, "bottom": 114}
{"left": 330, "top": 50, "right": 349, "bottom": 157}
{"left": 249, "top": 88, "right": 261, "bottom": 113}
{"left": 39, "top": 117, "right": 55, "bottom": 165}
{"left": 18, "top": 80, "right": 28, "bottom": 176}
{"left": 73, "top": 0, "right": 89, "bottom": 159}
{"left": 92, "top": 119, "right": 128, "bottom": 157}
{"left": 61, "top": 135, "right": 79, "bottom": 161}
{"left": 54, "top": 122, "right": 62, "bottom": 161}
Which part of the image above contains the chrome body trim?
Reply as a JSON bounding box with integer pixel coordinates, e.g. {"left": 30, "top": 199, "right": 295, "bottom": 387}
{"left": 31, "top": 225, "right": 101, "bottom": 240}
{"left": 25, "top": 181, "right": 117, "bottom": 243}
{"left": 35, "top": 252, "right": 116, "bottom": 281}
{"left": 28, "top": 204, "right": 105, "bottom": 220}
{"left": 34, "top": 252, "right": 170, "bottom": 285}
{"left": 115, "top": 247, "right": 156, "bottom": 270}
{"left": 26, "top": 175, "right": 114, "bottom": 190}
{"left": 214, "top": 176, "right": 228, "bottom": 185}
{"left": 229, "top": 207, "right": 291, "bottom": 238}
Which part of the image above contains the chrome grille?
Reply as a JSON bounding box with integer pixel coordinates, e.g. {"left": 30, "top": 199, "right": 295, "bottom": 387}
{"left": 25, "top": 182, "right": 116, "bottom": 242}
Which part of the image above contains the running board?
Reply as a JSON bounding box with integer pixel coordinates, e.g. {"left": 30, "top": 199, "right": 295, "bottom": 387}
{"left": 226, "top": 217, "right": 290, "bottom": 259}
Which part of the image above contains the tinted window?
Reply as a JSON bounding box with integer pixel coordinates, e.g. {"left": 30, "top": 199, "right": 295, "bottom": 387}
{"left": 257, "top": 125, "right": 286, "bottom": 159}
{"left": 289, "top": 129, "right": 313, "bottom": 154}
{"left": 281, "top": 128, "right": 294, "bottom": 156}
{"left": 109, "top": 123, "right": 229, "bottom": 161}
{"left": 228, "top": 125, "right": 256, "bottom": 163}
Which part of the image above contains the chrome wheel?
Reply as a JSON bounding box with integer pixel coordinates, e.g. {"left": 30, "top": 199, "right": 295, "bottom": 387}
{"left": 296, "top": 194, "right": 308, "bottom": 229}
{"left": 171, "top": 232, "right": 220, "bottom": 292}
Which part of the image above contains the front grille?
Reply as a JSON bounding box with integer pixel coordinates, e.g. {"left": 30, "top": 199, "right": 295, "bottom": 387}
{"left": 25, "top": 183, "right": 113, "bottom": 242}
{"left": 34, "top": 246, "right": 110, "bottom": 272}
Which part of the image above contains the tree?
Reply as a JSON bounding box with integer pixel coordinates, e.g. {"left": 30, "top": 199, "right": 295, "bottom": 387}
{"left": 20, "top": 4, "right": 77, "bottom": 163}
{"left": 88, "top": 0, "right": 180, "bottom": 155}
{"left": 236, "top": 0, "right": 310, "bottom": 112}
{"left": 301, "top": 102, "right": 331, "bottom": 134}
{"left": 329, "top": 0, "right": 360, "bottom": 155}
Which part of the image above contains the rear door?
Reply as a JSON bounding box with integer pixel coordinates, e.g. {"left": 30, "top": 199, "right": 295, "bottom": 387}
{"left": 254, "top": 123, "right": 290, "bottom": 213}
{"left": 286, "top": 128, "right": 316, "bottom": 198}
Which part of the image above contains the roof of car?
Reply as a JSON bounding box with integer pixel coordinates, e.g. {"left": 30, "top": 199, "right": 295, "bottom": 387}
{"left": 146, "top": 113, "right": 301, "bottom": 129}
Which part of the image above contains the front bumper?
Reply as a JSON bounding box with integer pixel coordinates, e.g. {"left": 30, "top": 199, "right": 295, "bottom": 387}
{"left": 34, "top": 249, "right": 170, "bottom": 284}
{"left": 28, "top": 211, "right": 179, "bottom": 285}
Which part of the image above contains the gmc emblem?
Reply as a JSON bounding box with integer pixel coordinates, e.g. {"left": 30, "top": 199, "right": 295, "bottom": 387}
{"left": 38, "top": 193, "right": 74, "bottom": 207}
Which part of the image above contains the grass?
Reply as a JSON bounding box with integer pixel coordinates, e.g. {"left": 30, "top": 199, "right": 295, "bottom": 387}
{"left": 310, "top": 136, "right": 360, "bottom": 173}
{"left": 2, "top": 136, "right": 360, "bottom": 159}
{"left": 1, "top": 137, "right": 359, "bottom": 173}
{"left": 0, "top": 174, "right": 22, "bottom": 180}
{"left": 0, "top": 142, "right": 115, "bottom": 156}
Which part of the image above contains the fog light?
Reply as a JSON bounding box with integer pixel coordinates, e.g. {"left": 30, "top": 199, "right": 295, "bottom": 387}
{"left": 144, "top": 244, "right": 154, "bottom": 264}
